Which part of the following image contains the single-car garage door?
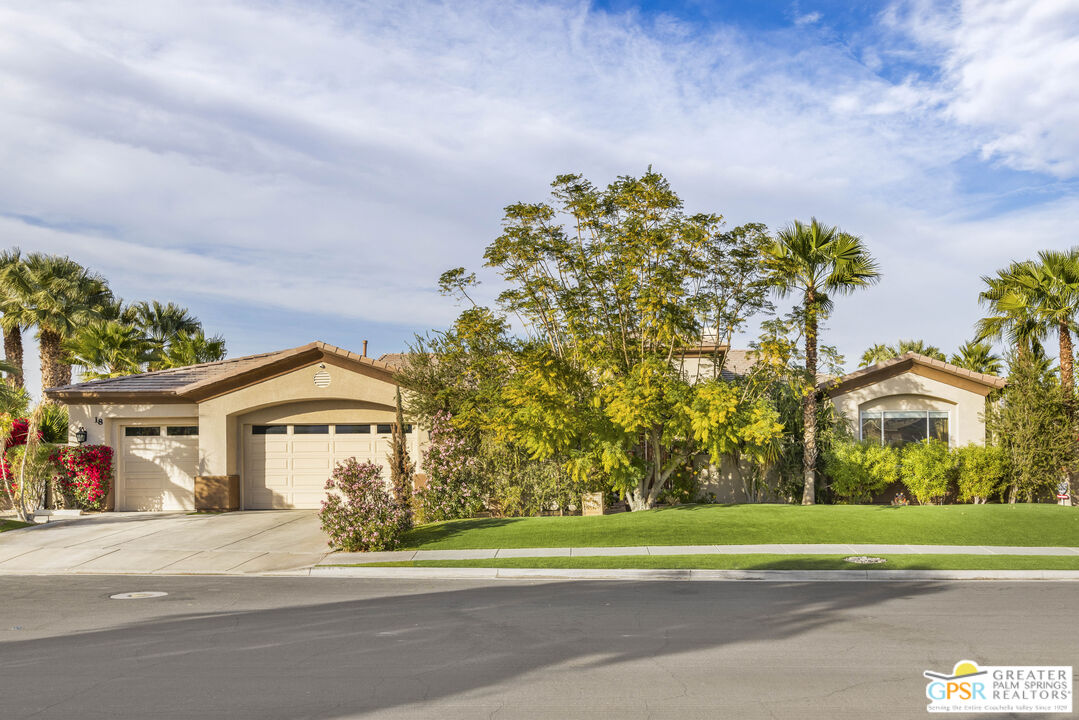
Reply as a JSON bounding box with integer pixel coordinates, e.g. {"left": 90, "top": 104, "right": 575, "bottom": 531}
{"left": 119, "top": 425, "right": 199, "bottom": 511}
{"left": 243, "top": 423, "right": 403, "bottom": 509}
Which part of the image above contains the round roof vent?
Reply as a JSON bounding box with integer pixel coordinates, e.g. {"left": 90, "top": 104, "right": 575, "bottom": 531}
{"left": 313, "top": 369, "right": 331, "bottom": 388}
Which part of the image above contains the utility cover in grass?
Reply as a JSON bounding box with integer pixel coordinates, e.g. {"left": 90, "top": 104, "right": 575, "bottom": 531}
{"left": 844, "top": 556, "right": 887, "bottom": 564}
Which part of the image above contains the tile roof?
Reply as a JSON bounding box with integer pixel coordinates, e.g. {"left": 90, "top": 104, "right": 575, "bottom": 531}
{"left": 45, "top": 341, "right": 397, "bottom": 402}
{"left": 822, "top": 352, "right": 1006, "bottom": 396}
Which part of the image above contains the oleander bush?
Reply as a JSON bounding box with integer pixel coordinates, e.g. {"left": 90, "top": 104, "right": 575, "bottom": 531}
{"left": 319, "top": 458, "right": 407, "bottom": 552}
{"left": 414, "top": 411, "right": 485, "bottom": 522}
{"left": 823, "top": 441, "right": 900, "bottom": 503}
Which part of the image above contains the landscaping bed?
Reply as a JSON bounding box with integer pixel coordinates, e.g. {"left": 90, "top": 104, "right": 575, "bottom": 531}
{"left": 400, "top": 503, "right": 1079, "bottom": 550}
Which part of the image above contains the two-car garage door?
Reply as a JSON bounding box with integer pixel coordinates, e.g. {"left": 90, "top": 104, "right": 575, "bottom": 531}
{"left": 243, "top": 423, "right": 400, "bottom": 509}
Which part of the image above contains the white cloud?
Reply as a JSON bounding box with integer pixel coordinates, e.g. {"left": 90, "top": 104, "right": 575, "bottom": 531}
{"left": 0, "top": 0, "right": 1076, "bottom": 399}
{"left": 893, "top": 0, "right": 1079, "bottom": 176}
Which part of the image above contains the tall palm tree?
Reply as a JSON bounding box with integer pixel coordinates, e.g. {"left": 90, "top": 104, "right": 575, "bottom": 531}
{"left": 63, "top": 320, "right": 152, "bottom": 380}
{"left": 978, "top": 251, "right": 1079, "bottom": 398}
{"left": 950, "top": 340, "right": 1003, "bottom": 375}
{"left": 126, "top": 300, "right": 201, "bottom": 345}
{"left": 976, "top": 261, "right": 1048, "bottom": 359}
{"left": 0, "top": 248, "right": 32, "bottom": 388}
{"left": 151, "top": 329, "right": 226, "bottom": 369}
{"left": 24, "top": 253, "right": 113, "bottom": 391}
{"left": 767, "top": 218, "right": 881, "bottom": 505}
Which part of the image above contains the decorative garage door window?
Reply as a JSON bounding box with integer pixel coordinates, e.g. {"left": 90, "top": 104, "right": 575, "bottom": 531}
{"left": 125, "top": 426, "right": 161, "bottom": 436}
{"left": 860, "top": 410, "right": 949, "bottom": 446}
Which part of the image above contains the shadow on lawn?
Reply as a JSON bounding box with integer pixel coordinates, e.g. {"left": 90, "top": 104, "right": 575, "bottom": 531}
{"left": 0, "top": 577, "right": 948, "bottom": 718}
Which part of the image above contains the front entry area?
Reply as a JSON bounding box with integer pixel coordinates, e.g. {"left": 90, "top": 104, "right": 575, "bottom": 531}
{"left": 242, "top": 423, "right": 402, "bottom": 509}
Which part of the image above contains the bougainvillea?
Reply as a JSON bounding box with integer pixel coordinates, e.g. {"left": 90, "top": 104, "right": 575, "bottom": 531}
{"left": 415, "top": 411, "right": 485, "bottom": 522}
{"left": 319, "top": 458, "right": 408, "bottom": 552}
{"left": 51, "top": 445, "right": 113, "bottom": 511}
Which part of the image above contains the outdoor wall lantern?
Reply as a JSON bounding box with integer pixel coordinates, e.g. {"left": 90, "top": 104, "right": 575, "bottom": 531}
{"left": 75, "top": 427, "right": 88, "bottom": 445}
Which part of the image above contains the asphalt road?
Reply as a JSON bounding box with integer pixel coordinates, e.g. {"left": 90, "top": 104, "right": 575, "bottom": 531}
{"left": 0, "top": 576, "right": 1075, "bottom": 719}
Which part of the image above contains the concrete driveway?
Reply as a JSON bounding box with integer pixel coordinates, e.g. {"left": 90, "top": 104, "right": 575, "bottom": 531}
{"left": 0, "top": 510, "right": 329, "bottom": 575}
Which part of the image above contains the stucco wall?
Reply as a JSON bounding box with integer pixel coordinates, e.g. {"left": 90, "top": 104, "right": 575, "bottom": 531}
{"left": 829, "top": 372, "right": 988, "bottom": 446}
{"left": 197, "top": 361, "right": 414, "bottom": 476}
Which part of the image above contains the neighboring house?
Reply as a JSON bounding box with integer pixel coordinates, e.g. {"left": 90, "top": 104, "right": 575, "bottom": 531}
{"left": 45, "top": 342, "right": 424, "bottom": 512}
{"left": 823, "top": 352, "right": 1006, "bottom": 448}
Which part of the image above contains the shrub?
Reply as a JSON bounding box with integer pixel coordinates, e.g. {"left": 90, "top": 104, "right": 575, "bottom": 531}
{"left": 955, "top": 444, "right": 1008, "bottom": 504}
{"left": 51, "top": 445, "right": 113, "bottom": 511}
{"left": 823, "top": 441, "right": 900, "bottom": 503}
{"left": 901, "top": 440, "right": 957, "bottom": 505}
{"left": 319, "top": 458, "right": 407, "bottom": 552}
{"left": 415, "top": 411, "right": 485, "bottom": 522}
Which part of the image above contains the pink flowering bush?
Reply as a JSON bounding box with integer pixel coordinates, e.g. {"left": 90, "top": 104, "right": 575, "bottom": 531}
{"left": 51, "top": 445, "right": 113, "bottom": 510}
{"left": 415, "top": 411, "right": 486, "bottom": 522}
{"left": 319, "top": 458, "right": 407, "bottom": 552}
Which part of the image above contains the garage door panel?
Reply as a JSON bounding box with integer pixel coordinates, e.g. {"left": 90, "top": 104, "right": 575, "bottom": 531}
{"left": 120, "top": 431, "right": 197, "bottom": 512}
{"left": 244, "top": 423, "right": 395, "bottom": 509}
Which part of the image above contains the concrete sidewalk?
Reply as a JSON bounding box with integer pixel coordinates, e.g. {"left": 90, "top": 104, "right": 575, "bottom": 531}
{"left": 0, "top": 510, "right": 329, "bottom": 575}
{"left": 321, "top": 542, "right": 1079, "bottom": 565}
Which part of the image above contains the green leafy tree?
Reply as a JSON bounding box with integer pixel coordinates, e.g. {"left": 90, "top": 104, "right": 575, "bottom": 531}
{"left": 955, "top": 444, "right": 1008, "bottom": 504}
{"left": 823, "top": 440, "right": 900, "bottom": 504}
{"left": 901, "top": 440, "right": 957, "bottom": 505}
{"left": 766, "top": 218, "right": 881, "bottom": 505}
{"left": 479, "top": 170, "right": 782, "bottom": 510}
{"left": 986, "top": 351, "right": 1076, "bottom": 502}
{"left": 23, "top": 253, "right": 112, "bottom": 391}
{"left": 950, "top": 340, "right": 1003, "bottom": 375}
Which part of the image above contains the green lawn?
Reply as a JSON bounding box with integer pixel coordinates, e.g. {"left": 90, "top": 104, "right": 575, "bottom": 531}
{"left": 353, "top": 553, "right": 1079, "bottom": 571}
{"left": 400, "top": 504, "right": 1079, "bottom": 550}
{"left": 0, "top": 519, "right": 29, "bottom": 533}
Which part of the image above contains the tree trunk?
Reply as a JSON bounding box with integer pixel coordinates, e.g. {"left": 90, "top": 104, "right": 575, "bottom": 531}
{"left": 1059, "top": 320, "right": 1073, "bottom": 405}
{"left": 802, "top": 291, "right": 819, "bottom": 506}
{"left": 3, "top": 326, "right": 23, "bottom": 388}
{"left": 38, "top": 328, "right": 72, "bottom": 394}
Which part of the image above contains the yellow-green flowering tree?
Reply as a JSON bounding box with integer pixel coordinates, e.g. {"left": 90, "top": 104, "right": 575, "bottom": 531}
{"left": 479, "top": 170, "right": 782, "bottom": 510}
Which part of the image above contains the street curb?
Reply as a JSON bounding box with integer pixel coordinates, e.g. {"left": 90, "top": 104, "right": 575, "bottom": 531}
{"left": 309, "top": 566, "right": 1079, "bottom": 582}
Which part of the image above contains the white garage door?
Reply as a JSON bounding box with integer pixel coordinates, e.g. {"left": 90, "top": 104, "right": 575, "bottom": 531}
{"left": 243, "top": 423, "right": 401, "bottom": 509}
{"left": 119, "top": 425, "right": 199, "bottom": 511}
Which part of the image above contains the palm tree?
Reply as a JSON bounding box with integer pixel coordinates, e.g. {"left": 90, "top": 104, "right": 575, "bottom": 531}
{"left": 152, "top": 329, "right": 226, "bottom": 369}
{"left": 950, "top": 340, "right": 1003, "bottom": 375}
{"left": 893, "top": 339, "right": 946, "bottom": 361}
{"left": 127, "top": 300, "right": 201, "bottom": 345}
{"left": 978, "top": 251, "right": 1079, "bottom": 398}
{"left": 0, "top": 249, "right": 32, "bottom": 388}
{"left": 976, "top": 261, "right": 1048, "bottom": 359}
{"left": 63, "top": 320, "right": 152, "bottom": 379}
{"left": 23, "top": 253, "right": 113, "bottom": 391}
{"left": 859, "top": 343, "right": 894, "bottom": 367}
{"left": 767, "top": 218, "right": 881, "bottom": 505}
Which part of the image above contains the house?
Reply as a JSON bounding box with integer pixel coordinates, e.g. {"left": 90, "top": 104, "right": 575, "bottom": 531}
{"left": 823, "top": 352, "right": 1006, "bottom": 447}
{"left": 45, "top": 342, "right": 424, "bottom": 512}
{"left": 693, "top": 349, "right": 1005, "bottom": 503}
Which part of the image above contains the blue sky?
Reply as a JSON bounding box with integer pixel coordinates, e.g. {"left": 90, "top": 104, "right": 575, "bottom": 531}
{"left": 1, "top": 0, "right": 1078, "bottom": 397}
